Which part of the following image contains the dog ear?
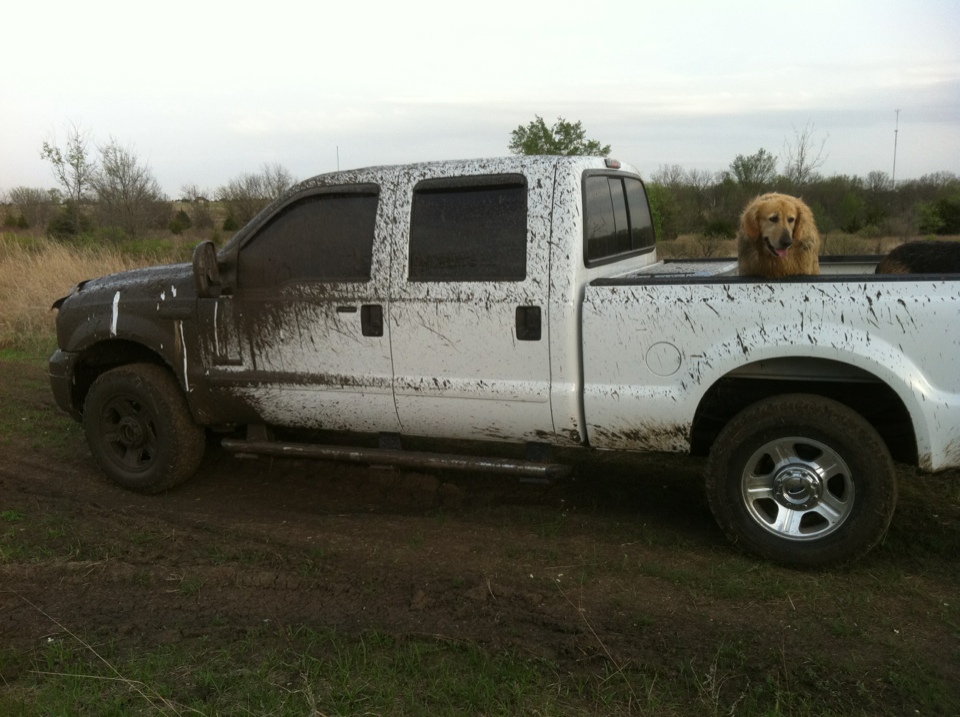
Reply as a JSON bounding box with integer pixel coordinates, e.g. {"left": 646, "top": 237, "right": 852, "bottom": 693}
{"left": 793, "top": 197, "right": 819, "bottom": 244}
{"left": 740, "top": 199, "right": 761, "bottom": 239}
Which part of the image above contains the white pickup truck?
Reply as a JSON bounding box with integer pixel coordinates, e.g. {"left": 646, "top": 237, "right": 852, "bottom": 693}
{"left": 50, "top": 155, "right": 960, "bottom": 567}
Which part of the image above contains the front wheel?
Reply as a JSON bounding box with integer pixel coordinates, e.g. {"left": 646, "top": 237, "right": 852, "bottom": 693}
{"left": 83, "top": 363, "right": 205, "bottom": 494}
{"left": 705, "top": 394, "right": 897, "bottom": 568}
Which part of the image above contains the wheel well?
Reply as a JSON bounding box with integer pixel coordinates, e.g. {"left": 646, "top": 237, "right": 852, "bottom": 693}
{"left": 70, "top": 340, "right": 170, "bottom": 415}
{"left": 691, "top": 368, "right": 918, "bottom": 465}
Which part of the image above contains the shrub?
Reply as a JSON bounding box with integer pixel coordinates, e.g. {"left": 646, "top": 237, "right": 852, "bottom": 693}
{"left": 169, "top": 209, "right": 192, "bottom": 235}
{"left": 48, "top": 206, "right": 93, "bottom": 239}
{"left": 936, "top": 195, "right": 960, "bottom": 234}
{"left": 702, "top": 217, "right": 736, "bottom": 239}
{"left": 3, "top": 213, "right": 29, "bottom": 229}
{"left": 821, "top": 232, "right": 876, "bottom": 256}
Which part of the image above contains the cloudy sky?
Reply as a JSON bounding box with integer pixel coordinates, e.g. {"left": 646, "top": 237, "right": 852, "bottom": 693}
{"left": 2, "top": 0, "right": 958, "bottom": 197}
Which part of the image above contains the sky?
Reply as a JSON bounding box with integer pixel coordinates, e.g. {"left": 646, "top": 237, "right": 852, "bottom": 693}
{"left": 2, "top": 0, "right": 958, "bottom": 198}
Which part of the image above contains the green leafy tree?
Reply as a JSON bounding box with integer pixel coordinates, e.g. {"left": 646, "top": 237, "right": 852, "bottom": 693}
{"left": 916, "top": 201, "right": 945, "bottom": 235}
{"left": 730, "top": 148, "right": 777, "bottom": 190}
{"left": 40, "top": 122, "right": 96, "bottom": 235}
{"left": 644, "top": 183, "right": 674, "bottom": 241}
{"left": 509, "top": 116, "right": 611, "bottom": 157}
{"left": 169, "top": 209, "right": 192, "bottom": 235}
{"left": 935, "top": 195, "right": 960, "bottom": 234}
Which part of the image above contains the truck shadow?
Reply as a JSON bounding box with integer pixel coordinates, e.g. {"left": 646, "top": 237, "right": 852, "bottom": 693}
{"left": 179, "top": 443, "right": 720, "bottom": 545}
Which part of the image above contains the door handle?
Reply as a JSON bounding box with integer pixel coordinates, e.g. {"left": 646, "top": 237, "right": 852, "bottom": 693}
{"left": 361, "top": 304, "right": 383, "bottom": 337}
{"left": 515, "top": 306, "right": 541, "bottom": 341}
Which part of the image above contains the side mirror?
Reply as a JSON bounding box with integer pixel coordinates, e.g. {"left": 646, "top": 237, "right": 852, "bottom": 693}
{"left": 192, "top": 240, "right": 221, "bottom": 298}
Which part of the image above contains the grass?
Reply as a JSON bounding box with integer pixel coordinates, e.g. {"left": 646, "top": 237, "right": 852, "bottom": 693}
{"left": 0, "top": 232, "right": 196, "bottom": 353}
{"left": 5, "top": 615, "right": 951, "bottom": 716}
{"left": 0, "top": 348, "right": 81, "bottom": 456}
{"left": 0, "top": 625, "right": 578, "bottom": 716}
{"left": 0, "top": 618, "right": 911, "bottom": 717}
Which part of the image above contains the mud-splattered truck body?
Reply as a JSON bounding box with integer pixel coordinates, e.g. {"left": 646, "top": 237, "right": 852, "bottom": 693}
{"left": 50, "top": 156, "right": 960, "bottom": 566}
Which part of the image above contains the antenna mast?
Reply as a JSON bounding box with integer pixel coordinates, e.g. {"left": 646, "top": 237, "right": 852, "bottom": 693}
{"left": 892, "top": 109, "right": 900, "bottom": 185}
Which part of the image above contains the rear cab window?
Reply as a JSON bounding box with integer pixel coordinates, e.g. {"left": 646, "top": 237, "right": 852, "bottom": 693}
{"left": 583, "top": 173, "right": 655, "bottom": 267}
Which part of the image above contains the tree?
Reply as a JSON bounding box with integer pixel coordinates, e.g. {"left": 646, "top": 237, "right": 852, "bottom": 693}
{"left": 509, "top": 116, "right": 611, "bottom": 157}
{"left": 180, "top": 183, "right": 215, "bottom": 230}
{"left": 259, "top": 163, "right": 296, "bottom": 199}
{"left": 730, "top": 149, "right": 777, "bottom": 190}
{"left": 40, "top": 122, "right": 96, "bottom": 235}
{"left": 216, "top": 163, "right": 296, "bottom": 227}
{"left": 644, "top": 182, "right": 680, "bottom": 241}
{"left": 650, "top": 164, "right": 687, "bottom": 188}
{"left": 865, "top": 171, "right": 894, "bottom": 193}
{"left": 92, "top": 139, "right": 168, "bottom": 237}
{"left": 935, "top": 195, "right": 960, "bottom": 234}
{"left": 781, "top": 121, "right": 829, "bottom": 185}
{"left": 7, "top": 187, "right": 56, "bottom": 229}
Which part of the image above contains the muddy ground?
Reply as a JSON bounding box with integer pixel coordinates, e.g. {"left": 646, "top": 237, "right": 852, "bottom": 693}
{"left": 1, "top": 358, "right": 958, "bottom": 714}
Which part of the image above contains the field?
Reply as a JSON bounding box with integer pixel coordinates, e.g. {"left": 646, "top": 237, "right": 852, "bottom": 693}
{"left": 1, "top": 233, "right": 959, "bottom": 715}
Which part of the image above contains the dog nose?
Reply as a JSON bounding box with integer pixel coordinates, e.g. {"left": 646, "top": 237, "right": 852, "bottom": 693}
{"left": 779, "top": 229, "right": 793, "bottom": 248}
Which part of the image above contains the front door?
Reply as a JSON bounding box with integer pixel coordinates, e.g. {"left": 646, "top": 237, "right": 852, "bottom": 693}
{"left": 199, "top": 182, "right": 399, "bottom": 434}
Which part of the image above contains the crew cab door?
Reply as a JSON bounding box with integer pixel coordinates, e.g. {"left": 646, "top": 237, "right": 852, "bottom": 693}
{"left": 388, "top": 163, "right": 556, "bottom": 442}
{"left": 198, "top": 182, "right": 400, "bottom": 433}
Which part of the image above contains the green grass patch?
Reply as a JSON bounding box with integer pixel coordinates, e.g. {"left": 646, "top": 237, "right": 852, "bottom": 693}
{"left": 0, "top": 627, "right": 588, "bottom": 716}
{"left": 4, "top": 622, "right": 955, "bottom": 716}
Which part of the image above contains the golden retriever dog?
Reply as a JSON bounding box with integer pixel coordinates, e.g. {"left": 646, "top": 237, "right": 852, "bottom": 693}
{"left": 737, "top": 193, "right": 821, "bottom": 278}
{"left": 875, "top": 240, "right": 960, "bottom": 274}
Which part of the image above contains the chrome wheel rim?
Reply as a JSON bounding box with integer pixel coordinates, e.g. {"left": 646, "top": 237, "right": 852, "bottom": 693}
{"left": 741, "top": 436, "right": 854, "bottom": 541}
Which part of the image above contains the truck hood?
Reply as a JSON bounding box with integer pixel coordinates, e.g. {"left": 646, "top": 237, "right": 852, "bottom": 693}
{"left": 53, "top": 263, "right": 195, "bottom": 310}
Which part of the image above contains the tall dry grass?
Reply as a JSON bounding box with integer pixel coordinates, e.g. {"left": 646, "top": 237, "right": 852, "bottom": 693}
{"left": 0, "top": 234, "right": 176, "bottom": 353}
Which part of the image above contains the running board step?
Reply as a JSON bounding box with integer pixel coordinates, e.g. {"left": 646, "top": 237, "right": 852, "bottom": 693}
{"left": 220, "top": 438, "right": 571, "bottom": 480}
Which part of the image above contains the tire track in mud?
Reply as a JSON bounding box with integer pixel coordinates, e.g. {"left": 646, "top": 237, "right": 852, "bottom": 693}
{"left": 0, "top": 426, "right": 732, "bottom": 671}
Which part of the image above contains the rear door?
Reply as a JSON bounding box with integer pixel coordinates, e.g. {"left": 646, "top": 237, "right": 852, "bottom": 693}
{"left": 387, "top": 160, "right": 556, "bottom": 442}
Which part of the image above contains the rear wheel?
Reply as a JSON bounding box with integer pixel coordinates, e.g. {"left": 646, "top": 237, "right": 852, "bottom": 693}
{"left": 83, "top": 363, "right": 205, "bottom": 493}
{"left": 705, "top": 394, "right": 897, "bottom": 568}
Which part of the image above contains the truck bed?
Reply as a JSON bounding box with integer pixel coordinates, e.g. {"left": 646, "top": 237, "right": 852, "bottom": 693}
{"left": 623, "top": 255, "right": 883, "bottom": 280}
{"left": 582, "top": 264, "right": 960, "bottom": 470}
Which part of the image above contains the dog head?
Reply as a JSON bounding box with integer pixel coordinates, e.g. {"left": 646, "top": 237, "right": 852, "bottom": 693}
{"left": 738, "top": 193, "right": 820, "bottom": 277}
{"left": 741, "top": 193, "right": 816, "bottom": 257}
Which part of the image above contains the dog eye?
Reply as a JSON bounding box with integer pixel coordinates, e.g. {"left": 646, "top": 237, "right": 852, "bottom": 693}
{"left": 768, "top": 215, "right": 779, "bottom": 223}
{"left": 787, "top": 217, "right": 796, "bottom": 224}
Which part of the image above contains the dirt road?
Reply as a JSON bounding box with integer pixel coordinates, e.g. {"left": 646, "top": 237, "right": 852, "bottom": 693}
{"left": 2, "top": 358, "right": 958, "bottom": 714}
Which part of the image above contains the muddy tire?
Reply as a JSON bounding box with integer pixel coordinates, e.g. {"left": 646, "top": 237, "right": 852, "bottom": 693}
{"left": 83, "top": 363, "right": 205, "bottom": 494}
{"left": 705, "top": 394, "right": 897, "bottom": 568}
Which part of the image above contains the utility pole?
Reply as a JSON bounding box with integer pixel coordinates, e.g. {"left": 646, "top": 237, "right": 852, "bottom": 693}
{"left": 892, "top": 109, "right": 900, "bottom": 185}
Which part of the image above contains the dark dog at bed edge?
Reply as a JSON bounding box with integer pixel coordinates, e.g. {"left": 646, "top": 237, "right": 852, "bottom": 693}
{"left": 875, "top": 240, "right": 960, "bottom": 274}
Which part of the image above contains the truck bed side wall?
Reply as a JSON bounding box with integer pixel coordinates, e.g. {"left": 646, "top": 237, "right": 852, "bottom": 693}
{"left": 581, "top": 277, "right": 960, "bottom": 471}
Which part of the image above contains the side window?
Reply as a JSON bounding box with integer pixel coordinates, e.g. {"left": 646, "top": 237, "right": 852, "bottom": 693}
{"left": 238, "top": 188, "right": 379, "bottom": 288}
{"left": 584, "top": 175, "right": 655, "bottom": 266}
{"left": 409, "top": 175, "right": 527, "bottom": 282}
